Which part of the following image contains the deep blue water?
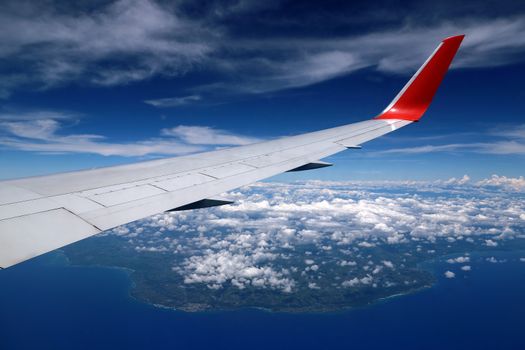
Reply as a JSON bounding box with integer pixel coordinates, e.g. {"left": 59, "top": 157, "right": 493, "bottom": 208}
{"left": 1, "top": 252, "right": 524, "bottom": 350}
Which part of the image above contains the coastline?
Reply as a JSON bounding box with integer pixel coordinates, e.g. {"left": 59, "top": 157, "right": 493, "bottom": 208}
{"left": 4, "top": 243, "right": 525, "bottom": 350}
{"left": 59, "top": 247, "right": 525, "bottom": 315}
{"left": 59, "top": 251, "right": 434, "bottom": 314}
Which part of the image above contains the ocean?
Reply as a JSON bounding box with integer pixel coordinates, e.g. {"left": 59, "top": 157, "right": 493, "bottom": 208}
{"left": 1, "top": 251, "right": 524, "bottom": 350}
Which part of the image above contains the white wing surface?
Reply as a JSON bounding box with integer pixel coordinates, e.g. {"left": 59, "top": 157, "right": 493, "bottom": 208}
{"left": 0, "top": 35, "right": 465, "bottom": 269}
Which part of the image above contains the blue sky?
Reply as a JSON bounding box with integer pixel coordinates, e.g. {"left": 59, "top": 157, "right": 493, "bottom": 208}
{"left": 0, "top": 0, "right": 524, "bottom": 181}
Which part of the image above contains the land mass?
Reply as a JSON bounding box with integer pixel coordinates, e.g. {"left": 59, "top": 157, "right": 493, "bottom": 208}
{"left": 63, "top": 233, "right": 525, "bottom": 313}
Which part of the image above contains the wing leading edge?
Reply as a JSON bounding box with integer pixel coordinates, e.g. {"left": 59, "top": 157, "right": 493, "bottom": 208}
{"left": 0, "top": 35, "right": 465, "bottom": 269}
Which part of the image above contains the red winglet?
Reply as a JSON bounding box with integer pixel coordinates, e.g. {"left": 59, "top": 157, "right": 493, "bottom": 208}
{"left": 375, "top": 35, "right": 465, "bottom": 121}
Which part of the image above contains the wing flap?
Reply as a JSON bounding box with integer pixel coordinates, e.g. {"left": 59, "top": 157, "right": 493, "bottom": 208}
{"left": 0, "top": 208, "right": 101, "bottom": 269}
{"left": 200, "top": 163, "right": 257, "bottom": 179}
{"left": 152, "top": 173, "right": 214, "bottom": 192}
{"left": 86, "top": 184, "right": 167, "bottom": 207}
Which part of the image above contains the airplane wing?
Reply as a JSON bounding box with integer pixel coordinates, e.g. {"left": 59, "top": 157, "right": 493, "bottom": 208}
{"left": 0, "top": 35, "right": 465, "bottom": 269}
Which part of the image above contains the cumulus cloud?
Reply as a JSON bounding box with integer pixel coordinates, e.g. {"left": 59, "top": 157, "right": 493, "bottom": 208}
{"left": 447, "top": 256, "right": 470, "bottom": 264}
{"left": 486, "top": 256, "right": 506, "bottom": 263}
{"left": 308, "top": 282, "right": 320, "bottom": 290}
{"left": 342, "top": 275, "right": 374, "bottom": 288}
{"left": 382, "top": 260, "right": 394, "bottom": 269}
{"left": 175, "top": 250, "right": 295, "bottom": 292}
{"left": 341, "top": 278, "right": 360, "bottom": 288}
{"left": 461, "top": 265, "right": 471, "bottom": 271}
{"left": 443, "top": 175, "right": 471, "bottom": 186}
{"left": 100, "top": 179, "right": 524, "bottom": 292}
{"left": 485, "top": 239, "right": 498, "bottom": 247}
{"left": 218, "top": 180, "right": 525, "bottom": 245}
{"left": 476, "top": 175, "right": 525, "bottom": 192}
{"left": 444, "top": 271, "right": 456, "bottom": 278}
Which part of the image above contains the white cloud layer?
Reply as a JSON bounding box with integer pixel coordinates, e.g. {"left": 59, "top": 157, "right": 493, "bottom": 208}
{"left": 476, "top": 175, "right": 525, "bottom": 192}
{"left": 101, "top": 178, "right": 525, "bottom": 291}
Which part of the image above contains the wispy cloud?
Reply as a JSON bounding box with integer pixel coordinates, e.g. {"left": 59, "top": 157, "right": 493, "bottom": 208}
{"left": 491, "top": 124, "right": 525, "bottom": 140}
{"left": 379, "top": 143, "right": 479, "bottom": 155}
{"left": 213, "top": 16, "right": 525, "bottom": 93}
{"left": 144, "top": 95, "right": 202, "bottom": 107}
{"left": 0, "top": 111, "right": 76, "bottom": 122}
{"left": 161, "top": 125, "right": 262, "bottom": 145}
{"left": 0, "top": 112, "right": 259, "bottom": 156}
{"left": 0, "top": 0, "right": 214, "bottom": 97}
{"left": 378, "top": 124, "right": 525, "bottom": 156}
{"left": 1, "top": 1, "right": 525, "bottom": 97}
{"left": 380, "top": 142, "right": 525, "bottom": 156}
